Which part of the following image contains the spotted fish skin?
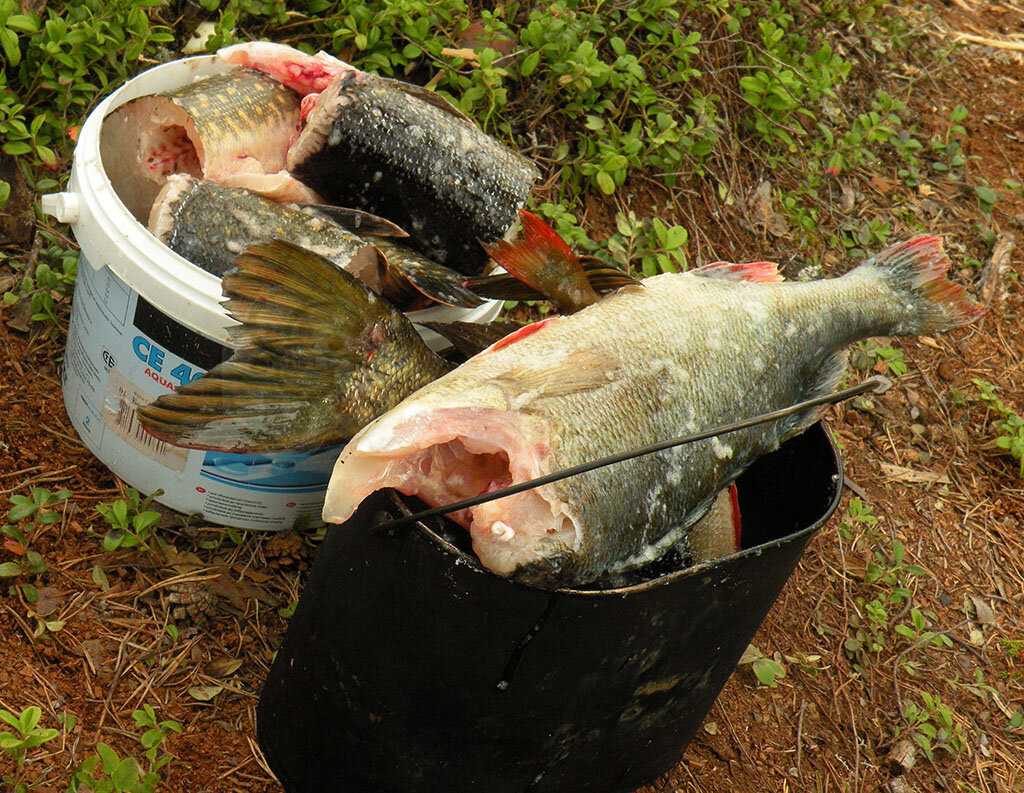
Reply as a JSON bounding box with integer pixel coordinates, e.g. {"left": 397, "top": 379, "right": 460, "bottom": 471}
{"left": 287, "top": 71, "right": 540, "bottom": 275}
{"left": 158, "top": 69, "right": 301, "bottom": 174}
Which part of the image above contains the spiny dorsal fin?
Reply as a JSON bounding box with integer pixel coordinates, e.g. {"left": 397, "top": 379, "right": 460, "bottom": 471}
{"left": 690, "top": 260, "right": 784, "bottom": 282}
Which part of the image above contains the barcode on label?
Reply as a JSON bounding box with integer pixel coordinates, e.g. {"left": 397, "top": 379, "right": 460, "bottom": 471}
{"left": 103, "top": 368, "right": 189, "bottom": 472}
{"left": 114, "top": 397, "right": 173, "bottom": 456}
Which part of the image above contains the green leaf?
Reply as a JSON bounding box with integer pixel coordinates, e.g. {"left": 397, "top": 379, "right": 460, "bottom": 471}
{"left": 21, "top": 706, "right": 41, "bottom": 733}
{"left": 96, "top": 743, "right": 120, "bottom": 774}
{"left": 5, "top": 14, "right": 38, "bottom": 33}
{"left": 0, "top": 180, "right": 10, "bottom": 207}
{"left": 0, "top": 561, "right": 22, "bottom": 577}
{"left": 111, "top": 500, "right": 129, "bottom": 528}
{"left": 92, "top": 565, "right": 109, "bottom": 590}
{"left": 595, "top": 170, "right": 615, "bottom": 195}
{"left": 111, "top": 757, "right": 139, "bottom": 790}
{"left": 8, "top": 497, "right": 37, "bottom": 521}
{"left": 1, "top": 140, "right": 31, "bottom": 157}
{"left": 0, "top": 27, "right": 20, "bottom": 67}
{"left": 519, "top": 50, "right": 540, "bottom": 77}
{"left": 1010, "top": 710, "right": 1023, "bottom": 729}
{"left": 974, "top": 185, "right": 999, "bottom": 210}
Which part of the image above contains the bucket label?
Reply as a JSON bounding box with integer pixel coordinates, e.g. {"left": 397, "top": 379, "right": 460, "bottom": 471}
{"left": 103, "top": 368, "right": 188, "bottom": 472}
{"left": 63, "top": 254, "right": 340, "bottom": 530}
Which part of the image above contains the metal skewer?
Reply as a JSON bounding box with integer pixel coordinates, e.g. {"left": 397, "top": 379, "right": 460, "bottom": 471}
{"left": 373, "top": 375, "right": 885, "bottom": 531}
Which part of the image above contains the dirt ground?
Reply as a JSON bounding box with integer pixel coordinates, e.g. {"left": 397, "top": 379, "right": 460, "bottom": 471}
{"left": 1, "top": 1, "right": 1023, "bottom": 792}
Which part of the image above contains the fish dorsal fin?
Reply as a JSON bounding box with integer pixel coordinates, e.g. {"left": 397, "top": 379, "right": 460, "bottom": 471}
{"left": 691, "top": 261, "right": 784, "bottom": 282}
{"left": 379, "top": 77, "right": 475, "bottom": 124}
{"left": 136, "top": 240, "right": 450, "bottom": 452}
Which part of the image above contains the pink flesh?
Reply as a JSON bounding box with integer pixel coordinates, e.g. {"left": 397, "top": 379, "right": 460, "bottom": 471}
{"left": 482, "top": 316, "right": 560, "bottom": 355}
{"left": 217, "top": 42, "right": 355, "bottom": 96}
{"left": 326, "top": 408, "right": 575, "bottom": 576}
{"left": 117, "top": 94, "right": 298, "bottom": 195}
{"left": 300, "top": 93, "right": 320, "bottom": 121}
{"left": 136, "top": 100, "right": 204, "bottom": 180}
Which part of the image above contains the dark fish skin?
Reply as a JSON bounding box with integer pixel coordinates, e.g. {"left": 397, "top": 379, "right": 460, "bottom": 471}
{"left": 149, "top": 175, "right": 482, "bottom": 308}
{"left": 150, "top": 175, "right": 373, "bottom": 279}
{"left": 287, "top": 71, "right": 540, "bottom": 275}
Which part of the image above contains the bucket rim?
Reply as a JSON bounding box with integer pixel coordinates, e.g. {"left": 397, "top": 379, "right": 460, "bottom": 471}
{"left": 382, "top": 422, "right": 844, "bottom": 597}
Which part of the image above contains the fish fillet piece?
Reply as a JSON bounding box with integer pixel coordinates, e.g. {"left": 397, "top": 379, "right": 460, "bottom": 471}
{"left": 101, "top": 69, "right": 304, "bottom": 221}
{"left": 323, "top": 236, "right": 983, "bottom": 587}
{"left": 285, "top": 69, "right": 539, "bottom": 275}
{"left": 148, "top": 175, "right": 483, "bottom": 309}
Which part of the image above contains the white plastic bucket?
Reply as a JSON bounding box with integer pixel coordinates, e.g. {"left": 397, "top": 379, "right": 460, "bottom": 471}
{"left": 42, "top": 56, "right": 501, "bottom": 530}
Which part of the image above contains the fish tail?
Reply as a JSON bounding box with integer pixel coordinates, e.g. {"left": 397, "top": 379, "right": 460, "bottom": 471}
{"left": 474, "top": 210, "right": 638, "bottom": 313}
{"left": 136, "top": 240, "right": 450, "bottom": 453}
{"left": 862, "top": 236, "right": 985, "bottom": 333}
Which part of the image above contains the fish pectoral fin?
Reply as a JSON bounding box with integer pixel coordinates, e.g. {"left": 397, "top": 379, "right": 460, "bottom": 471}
{"left": 301, "top": 204, "right": 411, "bottom": 238}
{"left": 466, "top": 260, "right": 639, "bottom": 303}
{"left": 779, "top": 349, "right": 851, "bottom": 440}
{"left": 376, "top": 248, "right": 486, "bottom": 309}
{"left": 137, "top": 240, "right": 448, "bottom": 453}
{"left": 417, "top": 320, "right": 521, "bottom": 357}
{"left": 496, "top": 351, "right": 621, "bottom": 400}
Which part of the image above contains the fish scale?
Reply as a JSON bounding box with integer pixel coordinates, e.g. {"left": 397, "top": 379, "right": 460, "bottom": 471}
{"left": 287, "top": 72, "right": 540, "bottom": 274}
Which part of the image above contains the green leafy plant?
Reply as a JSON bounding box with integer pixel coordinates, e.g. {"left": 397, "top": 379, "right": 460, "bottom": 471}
{"left": 1, "top": 488, "right": 71, "bottom": 585}
{"left": 898, "top": 692, "right": 968, "bottom": 760}
{"left": 972, "top": 379, "right": 1024, "bottom": 477}
{"left": 96, "top": 488, "right": 163, "bottom": 553}
{"left": 604, "top": 211, "right": 689, "bottom": 276}
{"left": 67, "top": 706, "right": 182, "bottom": 793}
{"left": 0, "top": 706, "right": 59, "bottom": 793}
{"left": 739, "top": 643, "right": 787, "bottom": 688}
{"left": 1, "top": 235, "right": 79, "bottom": 333}
{"left": 852, "top": 340, "right": 907, "bottom": 376}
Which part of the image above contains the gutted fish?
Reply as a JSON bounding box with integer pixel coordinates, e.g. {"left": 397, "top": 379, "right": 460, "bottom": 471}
{"left": 219, "top": 42, "right": 540, "bottom": 274}
{"left": 148, "top": 174, "right": 483, "bottom": 308}
{"left": 102, "top": 68, "right": 314, "bottom": 221}
{"left": 322, "top": 235, "right": 982, "bottom": 587}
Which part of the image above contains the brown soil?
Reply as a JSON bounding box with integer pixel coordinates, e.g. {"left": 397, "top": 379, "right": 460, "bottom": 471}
{"left": 2, "top": 2, "right": 1023, "bottom": 792}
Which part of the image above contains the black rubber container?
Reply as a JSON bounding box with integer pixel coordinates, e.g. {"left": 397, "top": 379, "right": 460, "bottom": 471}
{"left": 257, "top": 422, "right": 842, "bottom": 793}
